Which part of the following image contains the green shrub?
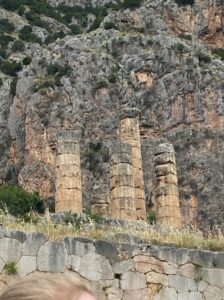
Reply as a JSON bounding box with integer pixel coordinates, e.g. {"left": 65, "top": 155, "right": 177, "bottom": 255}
{"left": 196, "top": 51, "right": 211, "bottom": 64}
{"left": 47, "top": 63, "right": 72, "bottom": 77}
{"left": 179, "top": 33, "right": 192, "bottom": 41}
{"left": 0, "top": 60, "right": 22, "bottom": 76}
{"left": 0, "top": 19, "right": 15, "bottom": 33}
{"left": 10, "top": 76, "right": 18, "bottom": 96}
{"left": 0, "top": 34, "right": 14, "bottom": 48}
{"left": 0, "top": 0, "right": 20, "bottom": 11}
{"left": 108, "top": 74, "right": 116, "bottom": 83}
{"left": 33, "top": 76, "right": 56, "bottom": 92}
{"left": 0, "top": 78, "right": 3, "bottom": 87}
{"left": 5, "top": 262, "right": 17, "bottom": 275}
{"left": 45, "top": 31, "right": 65, "bottom": 44}
{"left": 95, "top": 80, "right": 108, "bottom": 90}
{"left": 19, "top": 25, "right": 42, "bottom": 44}
{"left": 11, "top": 40, "right": 25, "bottom": 52}
{"left": 175, "top": 0, "right": 194, "bottom": 6}
{"left": 212, "top": 48, "right": 224, "bottom": 61}
{"left": 121, "top": 0, "right": 142, "bottom": 9}
{"left": 176, "top": 43, "right": 184, "bottom": 52}
{"left": 147, "top": 211, "right": 156, "bottom": 225}
{"left": 0, "top": 185, "right": 40, "bottom": 217}
{"left": 22, "top": 56, "right": 31, "bottom": 65}
{"left": 69, "top": 24, "right": 82, "bottom": 35}
{"left": 0, "top": 48, "right": 7, "bottom": 59}
{"left": 25, "top": 11, "right": 50, "bottom": 30}
{"left": 104, "top": 21, "right": 116, "bottom": 30}
{"left": 18, "top": 5, "right": 25, "bottom": 16}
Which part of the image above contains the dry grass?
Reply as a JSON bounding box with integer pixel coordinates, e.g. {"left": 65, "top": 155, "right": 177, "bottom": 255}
{"left": 1, "top": 210, "right": 224, "bottom": 251}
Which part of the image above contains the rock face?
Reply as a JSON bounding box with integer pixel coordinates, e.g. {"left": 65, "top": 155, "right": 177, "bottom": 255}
{"left": 120, "top": 108, "right": 146, "bottom": 220}
{"left": 109, "top": 141, "right": 136, "bottom": 220}
{"left": 0, "top": 0, "right": 224, "bottom": 227}
{"left": 55, "top": 131, "right": 82, "bottom": 213}
{"left": 154, "top": 143, "right": 181, "bottom": 227}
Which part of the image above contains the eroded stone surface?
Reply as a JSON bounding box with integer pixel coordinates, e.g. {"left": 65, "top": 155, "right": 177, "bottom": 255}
{"left": 23, "top": 232, "right": 48, "bottom": 256}
{"left": 16, "top": 256, "right": 37, "bottom": 277}
{"left": 203, "top": 285, "right": 222, "bottom": 300}
{"left": 122, "top": 288, "right": 150, "bottom": 300}
{"left": 134, "top": 255, "right": 164, "bottom": 273}
{"left": 154, "top": 143, "right": 181, "bottom": 227}
{"left": 37, "top": 241, "right": 68, "bottom": 272}
{"left": 78, "top": 252, "right": 114, "bottom": 281}
{"left": 0, "top": 238, "right": 23, "bottom": 263}
{"left": 154, "top": 287, "right": 177, "bottom": 300}
{"left": 64, "top": 237, "right": 95, "bottom": 256}
{"left": 113, "top": 259, "right": 134, "bottom": 274}
{"left": 120, "top": 271, "right": 147, "bottom": 290}
{"left": 169, "top": 274, "right": 197, "bottom": 292}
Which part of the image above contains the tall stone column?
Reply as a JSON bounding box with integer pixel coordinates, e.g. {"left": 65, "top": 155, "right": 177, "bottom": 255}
{"left": 109, "top": 141, "right": 136, "bottom": 220}
{"left": 120, "top": 108, "right": 146, "bottom": 220}
{"left": 154, "top": 143, "right": 181, "bottom": 227}
{"left": 55, "top": 131, "right": 82, "bottom": 213}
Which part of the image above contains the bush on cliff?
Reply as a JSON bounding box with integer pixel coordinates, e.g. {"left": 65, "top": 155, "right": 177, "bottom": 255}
{"left": 212, "top": 48, "right": 224, "bottom": 61}
{"left": 0, "top": 185, "right": 40, "bottom": 217}
{"left": 175, "top": 0, "right": 194, "bottom": 6}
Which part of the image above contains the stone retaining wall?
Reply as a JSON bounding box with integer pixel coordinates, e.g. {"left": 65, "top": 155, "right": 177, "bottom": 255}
{"left": 0, "top": 228, "right": 224, "bottom": 299}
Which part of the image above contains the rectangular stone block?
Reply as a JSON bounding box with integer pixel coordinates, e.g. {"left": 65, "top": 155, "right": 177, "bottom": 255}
{"left": 91, "top": 203, "right": 110, "bottom": 216}
{"left": 154, "top": 153, "right": 176, "bottom": 165}
{"left": 133, "top": 174, "right": 145, "bottom": 188}
{"left": 111, "top": 186, "right": 134, "bottom": 199}
{"left": 110, "top": 164, "right": 133, "bottom": 177}
{"left": 157, "top": 206, "right": 181, "bottom": 218}
{"left": 155, "top": 164, "right": 176, "bottom": 176}
{"left": 134, "top": 255, "right": 164, "bottom": 273}
{"left": 120, "top": 209, "right": 136, "bottom": 220}
{"left": 156, "top": 195, "right": 180, "bottom": 207}
{"left": 55, "top": 154, "right": 80, "bottom": 166}
{"left": 55, "top": 189, "right": 82, "bottom": 212}
{"left": 111, "top": 198, "right": 136, "bottom": 210}
{"left": 56, "top": 200, "right": 83, "bottom": 213}
{"left": 57, "top": 142, "right": 80, "bottom": 155}
{"left": 110, "top": 153, "right": 132, "bottom": 165}
{"left": 156, "top": 174, "right": 178, "bottom": 185}
{"left": 155, "top": 185, "right": 179, "bottom": 197}
{"left": 55, "top": 164, "right": 81, "bottom": 178}
{"left": 110, "top": 175, "right": 134, "bottom": 190}
{"left": 134, "top": 188, "right": 145, "bottom": 200}
{"left": 158, "top": 216, "right": 182, "bottom": 227}
{"left": 132, "top": 147, "right": 142, "bottom": 160}
{"left": 135, "top": 199, "right": 146, "bottom": 210}
{"left": 55, "top": 177, "right": 81, "bottom": 190}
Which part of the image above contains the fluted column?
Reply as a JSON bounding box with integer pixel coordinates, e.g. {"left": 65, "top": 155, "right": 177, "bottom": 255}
{"left": 154, "top": 143, "right": 181, "bottom": 227}
{"left": 109, "top": 141, "right": 136, "bottom": 220}
{"left": 120, "top": 108, "right": 146, "bottom": 220}
{"left": 55, "top": 131, "right": 82, "bottom": 213}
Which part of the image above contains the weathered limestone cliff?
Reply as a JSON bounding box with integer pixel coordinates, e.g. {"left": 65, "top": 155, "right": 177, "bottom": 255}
{"left": 0, "top": 0, "right": 223, "bottom": 226}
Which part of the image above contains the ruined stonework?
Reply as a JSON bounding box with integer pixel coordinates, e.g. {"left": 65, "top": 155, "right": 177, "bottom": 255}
{"left": 91, "top": 183, "right": 111, "bottom": 217}
{"left": 120, "top": 108, "right": 146, "bottom": 220}
{"left": 154, "top": 143, "right": 182, "bottom": 227}
{"left": 1, "top": 228, "right": 224, "bottom": 300}
{"left": 109, "top": 141, "right": 136, "bottom": 220}
{"left": 55, "top": 131, "right": 82, "bottom": 213}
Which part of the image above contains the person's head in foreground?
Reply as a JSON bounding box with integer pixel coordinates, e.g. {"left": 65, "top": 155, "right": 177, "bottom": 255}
{"left": 0, "top": 273, "right": 96, "bottom": 300}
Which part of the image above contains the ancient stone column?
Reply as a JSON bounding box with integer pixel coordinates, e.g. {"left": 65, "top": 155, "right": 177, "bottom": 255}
{"left": 55, "top": 131, "right": 82, "bottom": 213}
{"left": 109, "top": 141, "right": 136, "bottom": 220}
{"left": 154, "top": 143, "right": 181, "bottom": 227}
{"left": 120, "top": 108, "right": 146, "bottom": 220}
